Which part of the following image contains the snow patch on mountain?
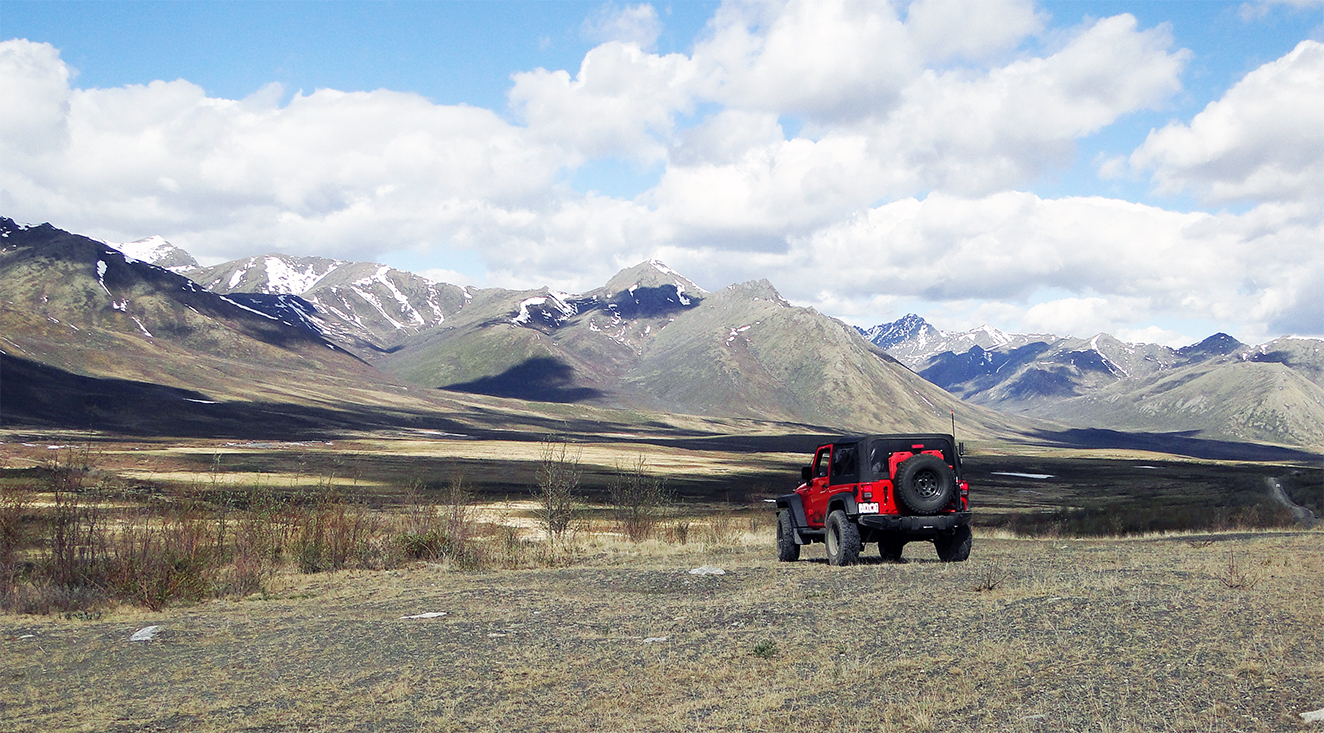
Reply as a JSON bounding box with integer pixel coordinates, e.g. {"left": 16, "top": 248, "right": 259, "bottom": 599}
{"left": 512, "top": 291, "right": 578, "bottom": 326}
{"left": 107, "top": 236, "right": 200, "bottom": 273}
{"left": 264, "top": 256, "right": 342, "bottom": 295}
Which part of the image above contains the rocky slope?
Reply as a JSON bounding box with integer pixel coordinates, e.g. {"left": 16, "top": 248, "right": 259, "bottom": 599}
{"left": 864, "top": 314, "right": 1324, "bottom": 448}
{"left": 184, "top": 254, "right": 470, "bottom": 351}
{"left": 0, "top": 219, "right": 437, "bottom": 435}
{"left": 378, "top": 261, "right": 1025, "bottom": 436}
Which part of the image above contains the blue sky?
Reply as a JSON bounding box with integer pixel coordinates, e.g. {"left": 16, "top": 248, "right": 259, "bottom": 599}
{"left": 2, "top": 1, "right": 1322, "bottom": 344}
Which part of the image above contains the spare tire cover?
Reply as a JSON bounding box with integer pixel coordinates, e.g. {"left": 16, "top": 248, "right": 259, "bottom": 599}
{"left": 894, "top": 454, "right": 956, "bottom": 515}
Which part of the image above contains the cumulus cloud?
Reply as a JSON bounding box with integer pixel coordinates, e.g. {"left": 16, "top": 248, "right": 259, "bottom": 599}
{"left": 905, "top": 0, "right": 1044, "bottom": 62}
{"left": 0, "top": 40, "right": 71, "bottom": 163}
{"left": 2, "top": 1, "right": 1321, "bottom": 343}
{"left": 0, "top": 39, "right": 572, "bottom": 259}
{"left": 509, "top": 42, "right": 696, "bottom": 162}
{"left": 691, "top": 0, "right": 918, "bottom": 120}
{"left": 582, "top": 3, "right": 663, "bottom": 49}
{"left": 1131, "top": 40, "right": 1324, "bottom": 207}
{"left": 755, "top": 191, "right": 1321, "bottom": 343}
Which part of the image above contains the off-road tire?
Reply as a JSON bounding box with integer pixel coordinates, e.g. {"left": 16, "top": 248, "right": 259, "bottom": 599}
{"left": 825, "top": 510, "right": 861, "bottom": 566}
{"left": 894, "top": 454, "right": 957, "bottom": 515}
{"left": 878, "top": 539, "right": 905, "bottom": 562}
{"left": 776, "top": 510, "right": 800, "bottom": 562}
{"left": 935, "top": 524, "right": 972, "bottom": 562}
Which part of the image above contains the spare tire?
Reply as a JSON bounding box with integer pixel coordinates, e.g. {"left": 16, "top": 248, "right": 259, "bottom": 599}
{"left": 894, "top": 454, "right": 956, "bottom": 515}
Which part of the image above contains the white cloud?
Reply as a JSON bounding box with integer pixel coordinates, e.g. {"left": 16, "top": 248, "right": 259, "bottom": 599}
{"left": 691, "top": 0, "right": 918, "bottom": 120}
{"left": 3, "top": 3, "right": 1321, "bottom": 345}
{"left": 1131, "top": 40, "right": 1324, "bottom": 206}
{"left": 763, "top": 191, "right": 1321, "bottom": 343}
{"left": 865, "top": 14, "right": 1187, "bottom": 195}
{"left": 582, "top": 3, "right": 663, "bottom": 49}
{"left": 509, "top": 42, "right": 696, "bottom": 162}
{"left": 0, "top": 40, "right": 71, "bottom": 163}
{"left": 0, "top": 39, "right": 571, "bottom": 260}
{"left": 905, "top": 0, "right": 1044, "bottom": 62}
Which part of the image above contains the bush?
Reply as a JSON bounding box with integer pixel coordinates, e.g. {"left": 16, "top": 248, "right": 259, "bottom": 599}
{"left": 534, "top": 437, "right": 581, "bottom": 542}
{"left": 397, "top": 477, "right": 482, "bottom": 569}
{"left": 608, "top": 455, "right": 672, "bottom": 542}
{"left": 111, "top": 513, "right": 219, "bottom": 610}
{"left": 291, "top": 496, "right": 378, "bottom": 573}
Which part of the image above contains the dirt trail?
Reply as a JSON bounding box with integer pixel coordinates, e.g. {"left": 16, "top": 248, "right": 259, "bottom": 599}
{"left": 1267, "top": 476, "right": 1318, "bottom": 526}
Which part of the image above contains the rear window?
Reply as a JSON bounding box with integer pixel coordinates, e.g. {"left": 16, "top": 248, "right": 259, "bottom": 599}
{"left": 867, "top": 437, "right": 956, "bottom": 479}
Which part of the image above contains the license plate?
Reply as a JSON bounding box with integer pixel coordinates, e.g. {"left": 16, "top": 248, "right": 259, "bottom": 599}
{"left": 857, "top": 502, "right": 879, "bottom": 514}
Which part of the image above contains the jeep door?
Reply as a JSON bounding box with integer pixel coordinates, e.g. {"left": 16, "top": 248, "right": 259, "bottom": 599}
{"left": 803, "top": 446, "right": 832, "bottom": 526}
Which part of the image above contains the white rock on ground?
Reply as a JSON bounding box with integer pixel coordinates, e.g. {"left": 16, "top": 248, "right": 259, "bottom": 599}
{"left": 400, "top": 612, "right": 447, "bottom": 620}
{"left": 130, "top": 626, "right": 160, "bottom": 641}
{"left": 688, "top": 567, "right": 725, "bottom": 575}
{"left": 1301, "top": 708, "right": 1324, "bottom": 723}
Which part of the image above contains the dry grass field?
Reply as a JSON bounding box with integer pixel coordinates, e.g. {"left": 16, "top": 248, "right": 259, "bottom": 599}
{"left": 2, "top": 429, "right": 1321, "bottom": 732}
{"left": 2, "top": 530, "right": 1321, "bottom": 732}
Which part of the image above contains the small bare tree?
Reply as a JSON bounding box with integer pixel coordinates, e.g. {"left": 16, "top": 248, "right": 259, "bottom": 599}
{"left": 609, "top": 455, "right": 672, "bottom": 542}
{"left": 535, "top": 436, "right": 581, "bottom": 542}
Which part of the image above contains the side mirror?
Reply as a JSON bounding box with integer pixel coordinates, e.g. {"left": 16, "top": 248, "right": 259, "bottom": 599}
{"left": 800, "top": 466, "right": 811, "bottom": 482}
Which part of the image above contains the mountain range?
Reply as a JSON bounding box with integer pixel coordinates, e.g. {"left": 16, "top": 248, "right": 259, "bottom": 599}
{"left": 0, "top": 219, "right": 1024, "bottom": 441}
{"left": 3, "top": 218, "right": 1321, "bottom": 451}
{"left": 859, "top": 315, "right": 1324, "bottom": 448}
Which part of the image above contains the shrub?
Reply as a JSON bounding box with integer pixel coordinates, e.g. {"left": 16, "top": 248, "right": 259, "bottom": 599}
{"left": 111, "top": 513, "right": 219, "bottom": 610}
{"left": 292, "top": 494, "right": 378, "bottom": 573}
{"left": 398, "top": 477, "right": 483, "bottom": 569}
{"left": 534, "top": 437, "right": 581, "bottom": 542}
{"left": 608, "top": 455, "right": 672, "bottom": 542}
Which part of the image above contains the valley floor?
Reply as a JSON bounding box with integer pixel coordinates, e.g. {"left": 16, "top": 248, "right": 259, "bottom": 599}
{"left": 3, "top": 531, "right": 1321, "bottom": 733}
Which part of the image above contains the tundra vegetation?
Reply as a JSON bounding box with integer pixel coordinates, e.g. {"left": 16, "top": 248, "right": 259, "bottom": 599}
{"left": 1, "top": 431, "right": 1320, "bottom": 732}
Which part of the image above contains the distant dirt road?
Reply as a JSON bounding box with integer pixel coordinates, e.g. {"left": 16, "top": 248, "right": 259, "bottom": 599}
{"left": 1268, "top": 476, "right": 1318, "bottom": 526}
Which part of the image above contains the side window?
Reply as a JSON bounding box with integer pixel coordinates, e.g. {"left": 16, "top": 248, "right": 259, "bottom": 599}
{"left": 813, "top": 448, "right": 830, "bottom": 478}
{"left": 869, "top": 443, "right": 888, "bottom": 478}
{"left": 830, "top": 445, "right": 857, "bottom": 485}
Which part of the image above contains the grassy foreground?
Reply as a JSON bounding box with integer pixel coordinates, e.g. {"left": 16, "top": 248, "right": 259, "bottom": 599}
{"left": 2, "top": 530, "right": 1321, "bottom": 733}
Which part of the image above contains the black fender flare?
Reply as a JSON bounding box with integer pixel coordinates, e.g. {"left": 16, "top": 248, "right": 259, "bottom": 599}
{"left": 826, "top": 492, "right": 859, "bottom": 518}
{"left": 776, "top": 493, "right": 808, "bottom": 528}
{"left": 776, "top": 493, "right": 810, "bottom": 544}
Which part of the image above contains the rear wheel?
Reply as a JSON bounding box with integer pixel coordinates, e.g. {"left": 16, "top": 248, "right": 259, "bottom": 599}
{"left": 825, "top": 510, "right": 861, "bottom": 566}
{"left": 776, "top": 510, "right": 800, "bottom": 562}
{"left": 935, "top": 524, "right": 972, "bottom": 562}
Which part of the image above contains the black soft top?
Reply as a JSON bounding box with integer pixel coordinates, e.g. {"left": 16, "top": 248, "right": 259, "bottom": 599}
{"left": 823, "top": 433, "right": 961, "bottom": 485}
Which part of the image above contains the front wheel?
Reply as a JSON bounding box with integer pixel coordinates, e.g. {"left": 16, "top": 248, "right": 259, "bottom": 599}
{"left": 825, "top": 510, "right": 861, "bottom": 566}
{"left": 776, "top": 510, "right": 800, "bottom": 562}
{"left": 935, "top": 524, "right": 972, "bottom": 562}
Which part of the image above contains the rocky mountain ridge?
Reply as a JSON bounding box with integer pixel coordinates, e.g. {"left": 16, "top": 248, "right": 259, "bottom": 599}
{"left": 862, "top": 314, "right": 1324, "bottom": 447}
{"left": 3, "top": 220, "right": 1027, "bottom": 439}
{"left": 10, "top": 221, "right": 1321, "bottom": 448}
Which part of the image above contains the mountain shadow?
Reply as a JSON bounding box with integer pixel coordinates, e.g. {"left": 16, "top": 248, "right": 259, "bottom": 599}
{"left": 1031, "top": 427, "right": 1322, "bottom": 462}
{"left": 440, "top": 357, "right": 603, "bottom": 403}
{"left": 0, "top": 353, "right": 467, "bottom": 438}
{"left": 602, "top": 284, "right": 701, "bottom": 320}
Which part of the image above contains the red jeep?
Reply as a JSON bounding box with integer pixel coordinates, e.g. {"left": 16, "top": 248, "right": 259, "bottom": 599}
{"left": 775, "top": 434, "right": 971, "bottom": 565}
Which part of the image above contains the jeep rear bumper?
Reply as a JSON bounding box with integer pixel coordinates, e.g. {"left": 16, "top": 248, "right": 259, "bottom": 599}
{"left": 858, "top": 511, "right": 970, "bottom": 534}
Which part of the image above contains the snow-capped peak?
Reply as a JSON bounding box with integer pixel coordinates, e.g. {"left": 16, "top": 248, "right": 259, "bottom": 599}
{"left": 107, "top": 235, "right": 200, "bottom": 273}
